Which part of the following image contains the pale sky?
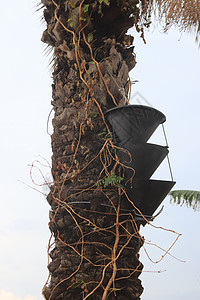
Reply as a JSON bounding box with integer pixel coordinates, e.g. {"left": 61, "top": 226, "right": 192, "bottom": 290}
{"left": 0, "top": 1, "right": 200, "bottom": 300}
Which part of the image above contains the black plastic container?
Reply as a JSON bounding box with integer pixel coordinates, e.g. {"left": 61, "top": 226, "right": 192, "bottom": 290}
{"left": 105, "top": 104, "right": 175, "bottom": 219}
{"left": 124, "top": 179, "right": 176, "bottom": 216}
{"left": 117, "top": 143, "right": 169, "bottom": 179}
{"left": 105, "top": 105, "right": 166, "bottom": 146}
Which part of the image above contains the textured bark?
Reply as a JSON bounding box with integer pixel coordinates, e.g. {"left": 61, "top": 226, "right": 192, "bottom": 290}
{"left": 41, "top": 1, "right": 144, "bottom": 299}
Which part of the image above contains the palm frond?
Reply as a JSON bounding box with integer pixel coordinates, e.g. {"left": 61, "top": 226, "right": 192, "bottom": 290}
{"left": 139, "top": 0, "right": 200, "bottom": 42}
{"left": 169, "top": 190, "right": 200, "bottom": 211}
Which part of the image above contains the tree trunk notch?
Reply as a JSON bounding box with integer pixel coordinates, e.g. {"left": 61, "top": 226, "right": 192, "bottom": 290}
{"left": 41, "top": 0, "right": 144, "bottom": 299}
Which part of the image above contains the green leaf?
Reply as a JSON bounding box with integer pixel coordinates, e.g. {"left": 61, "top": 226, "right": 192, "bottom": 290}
{"left": 96, "top": 171, "right": 124, "bottom": 188}
{"left": 99, "top": 0, "right": 109, "bottom": 4}
{"left": 70, "top": 21, "right": 74, "bottom": 28}
{"left": 87, "top": 33, "right": 93, "bottom": 43}
{"left": 103, "top": 0, "right": 110, "bottom": 5}
{"left": 91, "top": 112, "right": 98, "bottom": 119}
{"left": 70, "top": 1, "right": 76, "bottom": 9}
{"left": 83, "top": 4, "right": 89, "bottom": 12}
{"left": 80, "top": 16, "right": 87, "bottom": 21}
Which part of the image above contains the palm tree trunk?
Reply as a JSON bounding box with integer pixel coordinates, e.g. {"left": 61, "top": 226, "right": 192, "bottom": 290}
{"left": 41, "top": 1, "right": 143, "bottom": 299}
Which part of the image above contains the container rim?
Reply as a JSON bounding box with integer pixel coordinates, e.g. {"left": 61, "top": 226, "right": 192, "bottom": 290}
{"left": 104, "top": 104, "right": 166, "bottom": 123}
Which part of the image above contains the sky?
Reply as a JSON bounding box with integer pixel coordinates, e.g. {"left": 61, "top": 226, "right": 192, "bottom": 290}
{"left": 0, "top": 1, "right": 200, "bottom": 299}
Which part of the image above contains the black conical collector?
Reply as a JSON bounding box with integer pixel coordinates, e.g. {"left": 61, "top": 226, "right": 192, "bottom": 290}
{"left": 105, "top": 105, "right": 166, "bottom": 146}
{"left": 117, "top": 143, "right": 169, "bottom": 179}
{"left": 123, "top": 179, "right": 176, "bottom": 217}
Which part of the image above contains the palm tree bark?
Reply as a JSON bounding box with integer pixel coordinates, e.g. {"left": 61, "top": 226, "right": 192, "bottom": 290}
{"left": 41, "top": 1, "right": 144, "bottom": 299}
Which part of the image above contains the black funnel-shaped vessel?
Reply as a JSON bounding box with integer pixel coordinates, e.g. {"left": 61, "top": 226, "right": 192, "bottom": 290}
{"left": 105, "top": 105, "right": 175, "bottom": 221}
{"left": 124, "top": 179, "right": 176, "bottom": 216}
{"left": 105, "top": 105, "right": 166, "bottom": 146}
{"left": 117, "top": 143, "right": 169, "bottom": 179}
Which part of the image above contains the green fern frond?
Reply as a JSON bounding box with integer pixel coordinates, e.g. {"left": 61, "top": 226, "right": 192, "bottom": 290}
{"left": 169, "top": 190, "right": 200, "bottom": 211}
